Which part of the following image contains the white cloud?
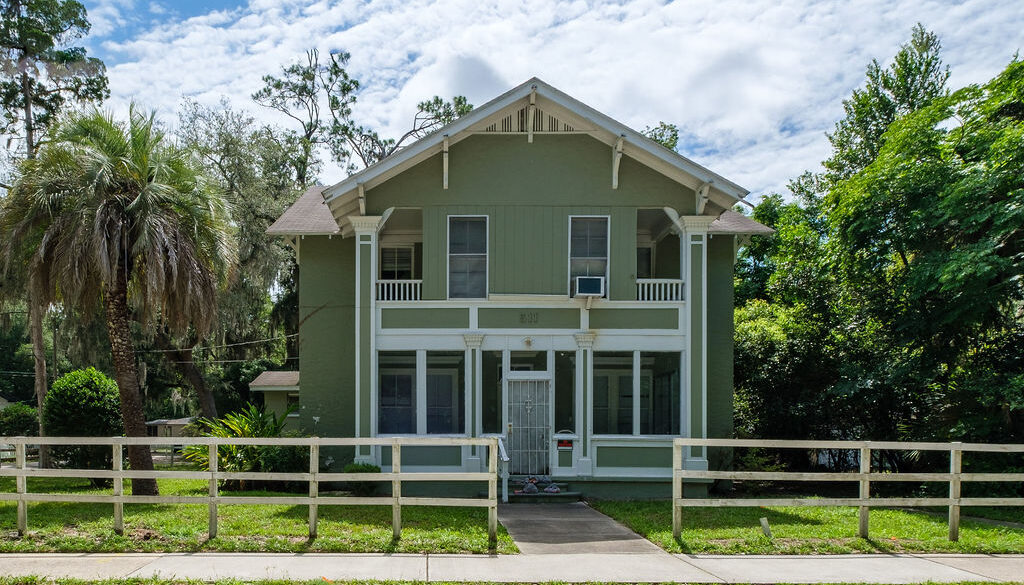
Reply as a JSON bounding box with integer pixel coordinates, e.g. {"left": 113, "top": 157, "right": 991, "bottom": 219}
{"left": 85, "top": 0, "right": 1024, "bottom": 196}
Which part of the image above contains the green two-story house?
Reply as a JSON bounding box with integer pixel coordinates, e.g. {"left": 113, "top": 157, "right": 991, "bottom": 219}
{"left": 265, "top": 78, "right": 771, "bottom": 496}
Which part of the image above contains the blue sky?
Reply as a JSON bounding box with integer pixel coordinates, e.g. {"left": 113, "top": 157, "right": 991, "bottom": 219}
{"left": 81, "top": 0, "right": 1024, "bottom": 198}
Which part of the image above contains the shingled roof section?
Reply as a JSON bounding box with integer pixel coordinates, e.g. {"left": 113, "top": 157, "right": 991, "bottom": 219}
{"left": 267, "top": 185, "right": 339, "bottom": 236}
{"left": 709, "top": 210, "right": 775, "bottom": 236}
{"left": 249, "top": 371, "right": 300, "bottom": 389}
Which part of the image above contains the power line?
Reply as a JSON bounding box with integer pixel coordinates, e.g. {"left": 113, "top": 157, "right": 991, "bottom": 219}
{"left": 165, "top": 356, "right": 299, "bottom": 365}
{"left": 136, "top": 333, "right": 298, "bottom": 354}
{"left": 0, "top": 370, "right": 34, "bottom": 377}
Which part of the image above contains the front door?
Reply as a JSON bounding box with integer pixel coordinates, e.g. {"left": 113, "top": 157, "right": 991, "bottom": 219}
{"left": 507, "top": 379, "right": 550, "bottom": 475}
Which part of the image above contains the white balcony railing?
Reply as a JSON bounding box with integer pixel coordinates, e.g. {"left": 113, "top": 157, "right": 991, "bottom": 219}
{"left": 636, "top": 278, "right": 684, "bottom": 301}
{"left": 377, "top": 279, "right": 422, "bottom": 301}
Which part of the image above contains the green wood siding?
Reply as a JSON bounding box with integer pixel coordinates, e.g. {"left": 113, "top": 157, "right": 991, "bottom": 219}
{"left": 478, "top": 308, "right": 580, "bottom": 329}
{"left": 298, "top": 236, "right": 355, "bottom": 449}
{"left": 589, "top": 308, "right": 678, "bottom": 329}
{"left": 596, "top": 446, "right": 672, "bottom": 468}
{"left": 380, "top": 308, "right": 470, "bottom": 329}
{"left": 707, "top": 236, "right": 736, "bottom": 468}
{"left": 689, "top": 236, "right": 704, "bottom": 454}
{"left": 366, "top": 135, "right": 697, "bottom": 300}
{"left": 380, "top": 446, "right": 463, "bottom": 467}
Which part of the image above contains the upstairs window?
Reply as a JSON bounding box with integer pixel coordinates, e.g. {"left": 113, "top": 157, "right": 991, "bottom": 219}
{"left": 569, "top": 217, "right": 609, "bottom": 295}
{"left": 448, "top": 216, "right": 488, "bottom": 299}
{"left": 380, "top": 247, "right": 414, "bottom": 280}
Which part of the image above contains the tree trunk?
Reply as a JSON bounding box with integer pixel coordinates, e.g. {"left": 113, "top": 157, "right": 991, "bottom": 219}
{"left": 104, "top": 273, "right": 158, "bottom": 496}
{"left": 20, "top": 70, "right": 35, "bottom": 159}
{"left": 28, "top": 297, "right": 50, "bottom": 468}
{"left": 154, "top": 332, "right": 218, "bottom": 418}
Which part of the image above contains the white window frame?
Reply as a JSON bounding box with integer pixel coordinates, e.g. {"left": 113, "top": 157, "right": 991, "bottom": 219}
{"left": 377, "top": 351, "right": 469, "bottom": 437}
{"left": 378, "top": 367, "right": 417, "bottom": 435}
{"left": 378, "top": 245, "right": 416, "bottom": 281}
{"left": 447, "top": 215, "right": 489, "bottom": 300}
{"left": 568, "top": 215, "right": 611, "bottom": 297}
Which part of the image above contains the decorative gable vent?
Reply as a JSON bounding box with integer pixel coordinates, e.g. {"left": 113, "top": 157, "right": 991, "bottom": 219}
{"left": 482, "top": 107, "right": 576, "bottom": 133}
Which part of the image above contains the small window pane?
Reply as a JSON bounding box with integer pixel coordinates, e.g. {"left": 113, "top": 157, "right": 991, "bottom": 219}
{"left": 637, "top": 247, "right": 652, "bottom": 279}
{"left": 570, "top": 218, "right": 608, "bottom": 296}
{"left": 378, "top": 351, "right": 416, "bottom": 434}
{"left": 554, "top": 351, "right": 575, "bottom": 432}
{"left": 450, "top": 255, "right": 486, "bottom": 298}
{"left": 426, "top": 351, "right": 465, "bottom": 434}
{"left": 640, "top": 352, "right": 681, "bottom": 435}
{"left": 381, "top": 247, "right": 413, "bottom": 280}
{"left": 593, "top": 351, "right": 632, "bottom": 435}
{"left": 449, "top": 217, "right": 486, "bottom": 254}
{"left": 481, "top": 351, "right": 502, "bottom": 433}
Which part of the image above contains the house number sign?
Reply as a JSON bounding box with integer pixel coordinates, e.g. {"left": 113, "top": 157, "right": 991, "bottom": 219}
{"left": 519, "top": 311, "right": 540, "bottom": 324}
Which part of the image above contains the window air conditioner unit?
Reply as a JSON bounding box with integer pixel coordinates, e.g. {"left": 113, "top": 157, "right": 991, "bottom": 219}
{"left": 574, "top": 276, "right": 605, "bottom": 297}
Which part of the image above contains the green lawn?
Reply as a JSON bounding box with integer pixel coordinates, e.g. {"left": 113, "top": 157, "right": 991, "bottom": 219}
{"left": 0, "top": 476, "right": 515, "bottom": 554}
{"left": 590, "top": 500, "right": 1024, "bottom": 554}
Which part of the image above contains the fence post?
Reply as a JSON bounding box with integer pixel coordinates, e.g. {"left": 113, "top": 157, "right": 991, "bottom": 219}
{"left": 15, "top": 442, "right": 27, "bottom": 535}
{"left": 392, "top": 441, "right": 402, "bottom": 540}
{"left": 672, "top": 441, "right": 682, "bottom": 540}
{"left": 113, "top": 443, "right": 124, "bottom": 535}
{"left": 309, "top": 442, "right": 319, "bottom": 539}
{"left": 488, "top": 438, "right": 497, "bottom": 545}
{"left": 949, "top": 442, "right": 962, "bottom": 541}
{"left": 208, "top": 442, "right": 218, "bottom": 539}
{"left": 858, "top": 445, "right": 870, "bottom": 539}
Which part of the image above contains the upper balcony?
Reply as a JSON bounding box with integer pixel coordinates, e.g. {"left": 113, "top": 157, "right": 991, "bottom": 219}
{"left": 375, "top": 208, "right": 685, "bottom": 303}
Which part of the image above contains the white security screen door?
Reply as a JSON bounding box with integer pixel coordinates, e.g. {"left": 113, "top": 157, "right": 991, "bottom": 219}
{"left": 507, "top": 379, "right": 550, "bottom": 475}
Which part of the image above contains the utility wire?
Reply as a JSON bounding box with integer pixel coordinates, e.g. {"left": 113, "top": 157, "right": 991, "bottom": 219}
{"left": 136, "top": 333, "right": 298, "bottom": 354}
{"left": 164, "top": 356, "right": 299, "bottom": 365}
{"left": 0, "top": 370, "right": 35, "bottom": 377}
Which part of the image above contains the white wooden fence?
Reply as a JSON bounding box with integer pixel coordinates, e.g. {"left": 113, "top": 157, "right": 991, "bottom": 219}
{"left": 673, "top": 438, "right": 1024, "bottom": 542}
{"left": 0, "top": 436, "right": 499, "bottom": 543}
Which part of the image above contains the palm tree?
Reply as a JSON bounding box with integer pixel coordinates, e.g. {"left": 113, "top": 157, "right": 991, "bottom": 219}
{"left": 0, "top": 106, "right": 235, "bottom": 495}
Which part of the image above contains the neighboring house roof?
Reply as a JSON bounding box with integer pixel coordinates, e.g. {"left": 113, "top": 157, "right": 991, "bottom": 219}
{"left": 249, "top": 371, "right": 300, "bottom": 391}
{"left": 267, "top": 186, "right": 338, "bottom": 236}
{"left": 709, "top": 210, "right": 776, "bottom": 235}
{"left": 0, "top": 395, "right": 10, "bottom": 409}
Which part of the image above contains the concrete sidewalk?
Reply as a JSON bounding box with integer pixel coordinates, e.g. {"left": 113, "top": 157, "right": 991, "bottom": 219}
{"left": 0, "top": 552, "right": 1022, "bottom": 582}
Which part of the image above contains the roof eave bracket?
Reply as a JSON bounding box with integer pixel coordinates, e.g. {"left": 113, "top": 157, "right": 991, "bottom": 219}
{"left": 528, "top": 86, "right": 537, "bottom": 143}
{"left": 612, "top": 135, "right": 625, "bottom": 189}
{"left": 442, "top": 135, "right": 449, "bottom": 189}
{"left": 696, "top": 181, "right": 713, "bottom": 215}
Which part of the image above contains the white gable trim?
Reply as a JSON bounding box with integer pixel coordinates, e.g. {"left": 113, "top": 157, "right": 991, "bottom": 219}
{"left": 322, "top": 77, "right": 749, "bottom": 211}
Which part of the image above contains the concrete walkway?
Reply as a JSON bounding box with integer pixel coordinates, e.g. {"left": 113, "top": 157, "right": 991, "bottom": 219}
{"left": 0, "top": 551, "right": 1022, "bottom": 582}
{"left": 498, "top": 502, "right": 663, "bottom": 554}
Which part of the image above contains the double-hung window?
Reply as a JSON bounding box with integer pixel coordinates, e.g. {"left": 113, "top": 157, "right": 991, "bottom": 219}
{"left": 380, "top": 247, "right": 414, "bottom": 280}
{"left": 448, "top": 216, "right": 487, "bottom": 299}
{"left": 569, "top": 217, "right": 609, "bottom": 296}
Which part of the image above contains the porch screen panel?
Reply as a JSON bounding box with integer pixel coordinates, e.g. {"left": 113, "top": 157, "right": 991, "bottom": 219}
{"left": 554, "top": 351, "right": 575, "bottom": 432}
{"left": 426, "top": 351, "right": 466, "bottom": 434}
{"left": 640, "top": 352, "right": 681, "bottom": 435}
{"left": 569, "top": 217, "right": 608, "bottom": 295}
{"left": 481, "top": 351, "right": 502, "bottom": 433}
{"left": 449, "top": 217, "right": 487, "bottom": 298}
{"left": 592, "top": 351, "right": 632, "bottom": 434}
{"left": 378, "top": 351, "right": 416, "bottom": 434}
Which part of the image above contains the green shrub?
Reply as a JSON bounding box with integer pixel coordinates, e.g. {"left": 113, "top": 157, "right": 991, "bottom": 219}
{"left": 0, "top": 403, "right": 39, "bottom": 437}
{"left": 343, "top": 462, "right": 381, "bottom": 496}
{"left": 183, "top": 402, "right": 304, "bottom": 490}
{"left": 42, "top": 368, "right": 123, "bottom": 484}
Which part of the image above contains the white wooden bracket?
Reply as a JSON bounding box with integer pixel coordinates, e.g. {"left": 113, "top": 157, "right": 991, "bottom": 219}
{"left": 442, "top": 135, "right": 449, "bottom": 189}
{"left": 357, "top": 183, "right": 366, "bottom": 215}
{"left": 695, "top": 181, "right": 712, "bottom": 215}
{"left": 612, "top": 135, "right": 625, "bottom": 189}
{"left": 527, "top": 86, "right": 537, "bottom": 143}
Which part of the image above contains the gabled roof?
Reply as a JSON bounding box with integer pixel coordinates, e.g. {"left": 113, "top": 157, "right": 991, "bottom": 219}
{"left": 321, "top": 77, "right": 750, "bottom": 224}
{"left": 267, "top": 186, "right": 338, "bottom": 236}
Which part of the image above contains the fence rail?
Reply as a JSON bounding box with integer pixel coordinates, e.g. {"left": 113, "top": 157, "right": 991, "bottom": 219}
{"left": 672, "top": 438, "right": 1024, "bottom": 542}
{"left": 0, "top": 435, "right": 498, "bottom": 543}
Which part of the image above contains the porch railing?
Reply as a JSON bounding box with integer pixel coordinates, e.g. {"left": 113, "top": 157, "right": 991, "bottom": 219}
{"left": 0, "top": 435, "right": 498, "bottom": 543}
{"left": 636, "top": 278, "right": 684, "bottom": 301}
{"left": 672, "top": 438, "right": 1024, "bottom": 542}
{"left": 377, "top": 279, "right": 422, "bottom": 301}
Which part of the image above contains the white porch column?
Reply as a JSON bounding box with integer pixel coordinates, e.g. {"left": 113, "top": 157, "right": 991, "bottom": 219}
{"left": 464, "top": 333, "right": 484, "bottom": 470}
{"left": 349, "top": 215, "right": 383, "bottom": 464}
{"left": 574, "top": 331, "right": 596, "bottom": 476}
{"left": 680, "top": 215, "right": 714, "bottom": 470}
